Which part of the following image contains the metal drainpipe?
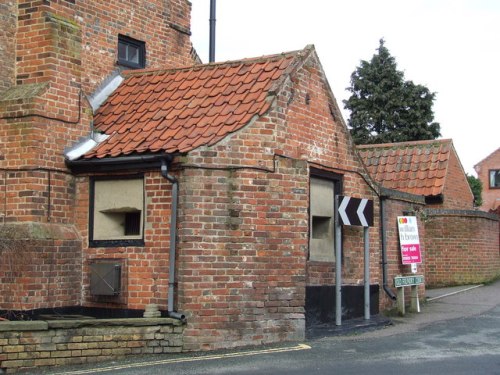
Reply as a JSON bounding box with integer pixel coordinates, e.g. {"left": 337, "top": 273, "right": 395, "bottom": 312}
{"left": 160, "top": 159, "right": 186, "bottom": 321}
{"left": 381, "top": 196, "right": 397, "bottom": 300}
{"left": 209, "top": 0, "right": 216, "bottom": 62}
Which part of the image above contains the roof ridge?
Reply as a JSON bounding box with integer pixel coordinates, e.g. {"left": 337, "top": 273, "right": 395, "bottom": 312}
{"left": 474, "top": 147, "right": 500, "bottom": 168}
{"left": 357, "top": 138, "right": 452, "bottom": 149}
{"left": 122, "top": 46, "right": 313, "bottom": 78}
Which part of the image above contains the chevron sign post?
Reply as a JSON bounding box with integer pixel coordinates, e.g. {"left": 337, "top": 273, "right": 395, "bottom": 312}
{"left": 335, "top": 195, "right": 374, "bottom": 326}
{"left": 337, "top": 196, "right": 374, "bottom": 227}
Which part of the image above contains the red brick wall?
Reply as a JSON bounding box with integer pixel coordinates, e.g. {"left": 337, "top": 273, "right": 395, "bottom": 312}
{"left": 439, "top": 148, "right": 474, "bottom": 209}
{"left": 279, "top": 51, "right": 381, "bottom": 289}
{"left": 475, "top": 148, "right": 500, "bottom": 211}
{"left": 177, "top": 157, "right": 309, "bottom": 350}
{"left": 0, "top": 223, "right": 81, "bottom": 310}
{"left": 379, "top": 195, "right": 426, "bottom": 311}
{"left": 77, "top": 170, "right": 175, "bottom": 310}
{"left": 80, "top": 0, "right": 194, "bottom": 93}
{"left": 424, "top": 210, "right": 500, "bottom": 287}
{"left": 0, "top": 1, "right": 195, "bottom": 312}
{"left": 171, "top": 49, "right": 381, "bottom": 350}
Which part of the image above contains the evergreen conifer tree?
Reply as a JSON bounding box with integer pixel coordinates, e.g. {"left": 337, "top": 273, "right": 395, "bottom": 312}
{"left": 344, "top": 39, "right": 441, "bottom": 144}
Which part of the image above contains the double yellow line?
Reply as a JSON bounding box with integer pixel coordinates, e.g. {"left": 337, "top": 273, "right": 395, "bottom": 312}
{"left": 53, "top": 343, "right": 312, "bottom": 374}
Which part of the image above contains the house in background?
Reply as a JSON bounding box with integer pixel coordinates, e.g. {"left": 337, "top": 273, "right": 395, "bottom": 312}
{"left": 474, "top": 147, "right": 500, "bottom": 212}
{"left": 357, "top": 139, "right": 474, "bottom": 210}
{"left": 358, "top": 139, "right": 498, "bottom": 287}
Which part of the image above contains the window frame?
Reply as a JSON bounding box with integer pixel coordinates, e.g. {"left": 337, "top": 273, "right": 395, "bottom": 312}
{"left": 89, "top": 174, "right": 146, "bottom": 248}
{"left": 489, "top": 169, "right": 500, "bottom": 189}
{"left": 117, "top": 34, "right": 146, "bottom": 69}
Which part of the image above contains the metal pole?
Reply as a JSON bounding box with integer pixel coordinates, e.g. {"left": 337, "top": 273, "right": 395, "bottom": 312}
{"left": 209, "top": 0, "right": 216, "bottom": 63}
{"left": 364, "top": 226, "right": 370, "bottom": 320}
{"left": 335, "top": 195, "right": 342, "bottom": 326}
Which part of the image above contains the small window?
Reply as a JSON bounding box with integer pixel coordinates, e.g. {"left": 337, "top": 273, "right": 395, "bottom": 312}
{"left": 490, "top": 170, "right": 500, "bottom": 189}
{"left": 90, "top": 176, "right": 145, "bottom": 247}
{"left": 117, "top": 35, "right": 145, "bottom": 69}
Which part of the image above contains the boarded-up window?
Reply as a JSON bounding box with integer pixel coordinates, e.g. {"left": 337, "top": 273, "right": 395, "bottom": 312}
{"left": 90, "top": 177, "right": 145, "bottom": 246}
{"left": 309, "top": 177, "right": 335, "bottom": 262}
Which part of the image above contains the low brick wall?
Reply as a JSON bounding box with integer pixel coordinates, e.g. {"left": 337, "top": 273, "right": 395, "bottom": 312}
{"left": 424, "top": 209, "right": 500, "bottom": 287}
{"left": 0, "top": 318, "right": 185, "bottom": 373}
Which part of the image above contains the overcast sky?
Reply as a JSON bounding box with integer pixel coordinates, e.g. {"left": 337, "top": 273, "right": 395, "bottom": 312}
{"left": 189, "top": 0, "right": 499, "bottom": 175}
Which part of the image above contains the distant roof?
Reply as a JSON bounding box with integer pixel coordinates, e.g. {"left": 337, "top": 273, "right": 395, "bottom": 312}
{"left": 85, "top": 47, "right": 313, "bottom": 159}
{"left": 357, "top": 139, "right": 454, "bottom": 197}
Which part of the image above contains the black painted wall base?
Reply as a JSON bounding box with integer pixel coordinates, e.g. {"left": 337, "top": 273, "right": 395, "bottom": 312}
{"left": 306, "top": 284, "right": 379, "bottom": 327}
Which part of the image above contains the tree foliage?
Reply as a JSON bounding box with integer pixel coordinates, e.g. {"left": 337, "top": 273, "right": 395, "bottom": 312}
{"left": 466, "top": 174, "right": 483, "bottom": 207}
{"left": 344, "top": 39, "right": 441, "bottom": 144}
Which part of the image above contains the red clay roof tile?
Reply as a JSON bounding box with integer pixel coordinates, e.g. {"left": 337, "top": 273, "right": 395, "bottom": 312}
{"left": 357, "top": 139, "right": 454, "bottom": 197}
{"left": 86, "top": 48, "right": 309, "bottom": 159}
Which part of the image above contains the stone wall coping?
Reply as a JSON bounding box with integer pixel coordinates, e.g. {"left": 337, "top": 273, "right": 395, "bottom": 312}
{"left": 0, "top": 317, "right": 183, "bottom": 332}
{"left": 380, "top": 187, "right": 426, "bottom": 204}
{"left": 424, "top": 208, "right": 499, "bottom": 221}
{"left": 0, "top": 321, "right": 48, "bottom": 332}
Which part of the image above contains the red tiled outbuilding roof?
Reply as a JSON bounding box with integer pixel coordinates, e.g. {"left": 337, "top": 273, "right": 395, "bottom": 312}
{"left": 357, "top": 139, "right": 453, "bottom": 197}
{"left": 85, "top": 48, "right": 309, "bottom": 159}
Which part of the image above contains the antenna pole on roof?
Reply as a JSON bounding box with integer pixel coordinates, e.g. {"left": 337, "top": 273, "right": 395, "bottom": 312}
{"left": 209, "top": 0, "right": 216, "bottom": 63}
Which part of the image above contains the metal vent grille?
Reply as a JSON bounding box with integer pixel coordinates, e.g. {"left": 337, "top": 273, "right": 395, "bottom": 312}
{"left": 90, "top": 262, "right": 121, "bottom": 296}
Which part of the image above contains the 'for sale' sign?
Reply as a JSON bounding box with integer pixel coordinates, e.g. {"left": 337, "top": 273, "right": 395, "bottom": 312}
{"left": 397, "top": 216, "right": 422, "bottom": 265}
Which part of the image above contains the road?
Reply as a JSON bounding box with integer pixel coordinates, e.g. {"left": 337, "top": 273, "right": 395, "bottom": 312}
{"left": 27, "top": 282, "right": 500, "bottom": 375}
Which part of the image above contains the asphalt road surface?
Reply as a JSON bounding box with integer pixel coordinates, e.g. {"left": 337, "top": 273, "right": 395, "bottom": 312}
{"left": 23, "top": 282, "right": 500, "bottom": 375}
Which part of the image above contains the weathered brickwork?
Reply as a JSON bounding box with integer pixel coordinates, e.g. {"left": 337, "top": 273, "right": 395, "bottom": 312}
{"left": 0, "top": 318, "right": 184, "bottom": 373}
{"left": 379, "top": 194, "right": 426, "bottom": 311}
{"left": 0, "top": 0, "right": 196, "bottom": 316}
{"left": 171, "top": 51, "right": 380, "bottom": 350}
{"left": 76, "top": 170, "right": 175, "bottom": 310}
{"left": 438, "top": 148, "right": 474, "bottom": 209}
{"left": 424, "top": 210, "right": 500, "bottom": 287}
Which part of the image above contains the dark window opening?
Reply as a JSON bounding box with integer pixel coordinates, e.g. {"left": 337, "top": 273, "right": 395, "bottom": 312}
{"left": 118, "top": 35, "right": 145, "bottom": 69}
{"left": 312, "top": 216, "right": 331, "bottom": 239}
{"left": 490, "top": 170, "right": 500, "bottom": 189}
{"left": 125, "top": 212, "right": 141, "bottom": 235}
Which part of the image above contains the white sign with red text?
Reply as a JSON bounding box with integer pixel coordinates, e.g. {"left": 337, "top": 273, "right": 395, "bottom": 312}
{"left": 397, "top": 216, "right": 422, "bottom": 265}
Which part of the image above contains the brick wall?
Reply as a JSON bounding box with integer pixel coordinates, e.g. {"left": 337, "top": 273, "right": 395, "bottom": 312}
{"left": 0, "top": 1, "right": 195, "bottom": 313}
{"left": 170, "top": 48, "right": 381, "bottom": 350}
{"left": 439, "top": 147, "right": 474, "bottom": 209}
{"left": 77, "top": 170, "right": 175, "bottom": 310}
{"left": 379, "top": 192, "right": 426, "bottom": 311}
{"left": 0, "top": 223, "right": 81, "bottom": 310}
{"left": 475, "top": 148, "right": 500, "bottom": 211}
{"left": 424, "top": 209, "right": 500, "bottom": 287}
{"left": 177, "top": 156, "right": 309, "bottom": 351}
{"left": 0, "top": 318, "right": 184, "bottom": 373}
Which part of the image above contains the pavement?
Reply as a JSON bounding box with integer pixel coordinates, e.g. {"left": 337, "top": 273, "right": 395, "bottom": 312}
{"left": 307, "top": 279, "right": 500, "bottom": 340}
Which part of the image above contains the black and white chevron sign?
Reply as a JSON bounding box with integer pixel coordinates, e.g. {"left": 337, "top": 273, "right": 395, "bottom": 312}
{"left": 337, "top": 196, "right": 374, "bottom": 227}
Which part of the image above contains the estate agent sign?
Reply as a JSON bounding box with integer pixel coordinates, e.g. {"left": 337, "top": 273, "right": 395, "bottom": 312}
{"left": 397, "top": 216, "right": 422, "bottom": 265}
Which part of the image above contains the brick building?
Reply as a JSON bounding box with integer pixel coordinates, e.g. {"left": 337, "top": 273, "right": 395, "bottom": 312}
{"left": 1, "top": 3, "right": 498, "bottom": 371}
{"left": 1, "top": 0, "right": 386, "bottom": 356}
{"left": 358, "top": 140, "right": 499, "bottom": 287}
{"left": 474, "top": 147, "right": 500, "bottom": 212}
{"left": 357, "top": 139, "right": 475, "bottom": 210}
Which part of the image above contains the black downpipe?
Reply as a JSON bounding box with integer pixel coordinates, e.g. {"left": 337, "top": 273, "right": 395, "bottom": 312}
{"left": 209, "top": 0, "right": 216, "bottom": 62}
{"left": 160, "top": 159, "right": 186, "bottom": 321}
{"left": 381, "top": 196, "right": 397, "bottom": 300}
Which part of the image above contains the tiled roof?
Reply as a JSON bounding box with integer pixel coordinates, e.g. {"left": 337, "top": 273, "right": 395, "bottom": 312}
{"left": 85, "top": 48, "right": 308, "bottom": 159}
{"left": 357, "top": 139, "right": 453, "bottom": 197}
